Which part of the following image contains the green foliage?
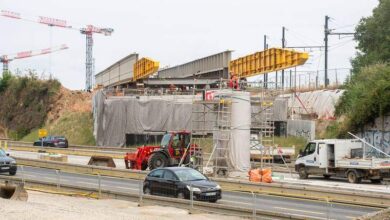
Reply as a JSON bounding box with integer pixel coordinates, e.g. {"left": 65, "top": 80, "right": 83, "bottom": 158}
{"left": 21, "top": 112, "right": 96, "bottom": 146}
{"left": 318, "top": 121, "right": 348, "bottom": 139}
{"left": 0, "top": 72, "right": 61, "bottom": 139}
{"left": 0, "top": 72, "right": 13, "bottom": 93}
{"left": 352, "top": 0, "right": 390, "bottom": 72}
{"left": 336, "top": 63, "right": 390, "bottom": 130}
{"left": 336, "top": 1, "right": 390, "bottom": 133}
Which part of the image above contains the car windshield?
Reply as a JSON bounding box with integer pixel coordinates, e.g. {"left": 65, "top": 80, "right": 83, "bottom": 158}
{"left": 0, "top": 149, "right": 6, "bottom": 157}
{"left": 160, "top": 134, "right": 171, "bottom": 147}
{"left": 174, "top": 169, "right": 207, "bottom": 181}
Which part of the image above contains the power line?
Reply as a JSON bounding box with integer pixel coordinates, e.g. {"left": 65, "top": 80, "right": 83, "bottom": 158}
{"left": 324, "top": 15, "right": 355, "bottom": 87}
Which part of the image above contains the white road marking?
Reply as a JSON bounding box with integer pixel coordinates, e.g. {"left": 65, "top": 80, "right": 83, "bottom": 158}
{"left": 274, "top": 206, "right": 325, "bottom": 215}
{"left": 112, "top": 186, "right": 138, "bottom": 191}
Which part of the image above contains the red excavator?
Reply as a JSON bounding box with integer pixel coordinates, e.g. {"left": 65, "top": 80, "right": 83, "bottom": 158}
{"left": 124, "top": 131, "right": 201, "bottom": 170}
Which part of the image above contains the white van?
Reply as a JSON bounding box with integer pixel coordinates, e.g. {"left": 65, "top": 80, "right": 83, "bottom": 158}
{"left": 295, "top": 139, "right": 390, "bottom": 183}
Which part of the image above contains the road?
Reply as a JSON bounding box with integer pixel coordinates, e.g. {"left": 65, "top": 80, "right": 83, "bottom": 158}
{"left": 3, "top": 166, "right": 380, "bottom": 220}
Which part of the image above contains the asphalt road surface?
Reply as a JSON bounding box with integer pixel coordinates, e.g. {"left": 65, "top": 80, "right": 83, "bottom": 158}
{"left": 3, "top": 166, "right": 381, "bottom": 220}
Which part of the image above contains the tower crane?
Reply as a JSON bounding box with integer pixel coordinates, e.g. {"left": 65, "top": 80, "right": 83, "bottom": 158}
{"left": 1, "top": 44, "right": 69, "bottom": 73}
{"left": 1, "top": 10, "right": 113, "bottom": 90}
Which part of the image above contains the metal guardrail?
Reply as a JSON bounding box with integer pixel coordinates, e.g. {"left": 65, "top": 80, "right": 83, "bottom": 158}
{"left": 8, "top": 145, "right": 125, "bottom": 159}
{"left": 3, "top": 140, "right": 134, "bottom": 153}
{"left": 0, "top": 175, "right": 311, "bottom": 220}
{"left": 14, "top": 157, "right": 390, "bottom": 208}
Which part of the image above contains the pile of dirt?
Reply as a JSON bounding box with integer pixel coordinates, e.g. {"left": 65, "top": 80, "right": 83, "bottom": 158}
{"left": 46, "top": 87, "right": 92, "bottom": 124}
{"left": 20, "top": 87, "right": 95, "bottom": 145}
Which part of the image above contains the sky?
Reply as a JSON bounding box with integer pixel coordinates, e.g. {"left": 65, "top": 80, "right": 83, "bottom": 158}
{"left": 0, "top": 0, "right": 379, "bottom": 90}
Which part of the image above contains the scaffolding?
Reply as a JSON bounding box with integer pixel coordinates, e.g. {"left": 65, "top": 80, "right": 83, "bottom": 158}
{"left": 250, "top": 84, "right": 284, "bottom": 168}
{"left": 187, "top": 88, "right": 234, "bottom": 177}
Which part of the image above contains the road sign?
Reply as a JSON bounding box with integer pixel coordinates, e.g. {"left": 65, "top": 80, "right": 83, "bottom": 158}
{"left": 38, "top": 129, "right": 48, "bottom": 138}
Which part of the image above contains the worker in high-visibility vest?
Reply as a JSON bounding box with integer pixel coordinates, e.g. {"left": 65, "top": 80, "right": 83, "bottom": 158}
{"left": 228, "top": 72, "right": 239, "bottom": 90}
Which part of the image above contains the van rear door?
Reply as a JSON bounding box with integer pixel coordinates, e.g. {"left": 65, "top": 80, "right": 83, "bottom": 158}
{"left": 318, "top": 143, "right": 328, "bottom": 168}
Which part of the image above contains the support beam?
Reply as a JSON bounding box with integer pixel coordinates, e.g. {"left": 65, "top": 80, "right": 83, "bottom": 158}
{"left": 229, "top": 48, "right": 309, "bottom": 79}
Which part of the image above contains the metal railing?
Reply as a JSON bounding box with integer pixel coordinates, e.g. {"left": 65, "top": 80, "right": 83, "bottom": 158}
{"left": 0, "top": 173, "right": 320, "bottom": 220}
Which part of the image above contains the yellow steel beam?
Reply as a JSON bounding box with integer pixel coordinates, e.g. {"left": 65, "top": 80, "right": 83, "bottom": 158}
{"left": 229, "top": 48, "right": 309, "bottom": 78}
{"left": 133, "top": 57, "right": 159, "bottom": 81}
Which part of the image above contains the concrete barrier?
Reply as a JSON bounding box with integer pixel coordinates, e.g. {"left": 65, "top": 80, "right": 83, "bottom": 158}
{"left": 14, "top": 157, "right": 390, "bottom": 208}
{"left": 15, "top": 157, "right": 146, "bottom": 180}
{"left": 5, "top": 140, "right": 134, "bottom": 153}
{"left": 9, "top": 145, "right": 124, "bottom": 159}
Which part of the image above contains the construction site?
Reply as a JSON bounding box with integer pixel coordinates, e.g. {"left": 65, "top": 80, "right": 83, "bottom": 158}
{"left": 0, "top": 1, "right": 390, "bottom": 220}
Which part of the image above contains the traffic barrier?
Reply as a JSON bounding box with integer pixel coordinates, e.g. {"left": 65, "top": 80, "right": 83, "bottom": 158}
{"left": 2, "top": 139, "right": 133, "bottom": 153}
{"left": 14, "top": 157, "right": 390, "bottom": 208}
{"left": 15, "top": 157, "right": 146, "bottom": 180}
{"left": 0, "top": 140, "right": 8, "bottom": 150}
{"left": 0, "top": 175, "right": 313, "bottom": 220}
{"left": 9, "top": 145, "right": 124, "bottom": 159}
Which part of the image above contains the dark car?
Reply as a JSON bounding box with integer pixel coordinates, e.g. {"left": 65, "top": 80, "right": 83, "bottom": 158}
{"left": 143, "top": 167, "right": 222, "bottom": 203}
{"left": 0, "top": 149, "right": 17, "bottom": 175}
{"left": 33, "top": 136, "right": 69, "bottom": 148}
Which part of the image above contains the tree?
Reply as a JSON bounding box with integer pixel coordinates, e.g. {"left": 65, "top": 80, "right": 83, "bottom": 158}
{"left": 336, "top": 0, "right": 390, "bottom": 132}
{"left": 336, "top": 64, "right": 390, "bottom": 130}
{"left": 352, "top": 0, "right": 390, "bottom": 72}
{"left": 0, "top": 71, "right": 13, "bottom": 93}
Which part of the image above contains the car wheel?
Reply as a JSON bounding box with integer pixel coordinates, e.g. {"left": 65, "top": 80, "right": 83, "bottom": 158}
{"left": 347, "top": 171, "right": 361, "bottom": 183}
{"left": 177, "top": 191, "right": 185, "bottom": 200}
{"left": 298, "top": 166, "right": 308, "bottom": 179}
{"left": 9, "top": 170, "right": 16, "bottom": 176}
{"left": 148, "top": 152, "right": 168, "bottom": 170}
{"left": 143, "top": 186, "right": 151, "bottom": 195}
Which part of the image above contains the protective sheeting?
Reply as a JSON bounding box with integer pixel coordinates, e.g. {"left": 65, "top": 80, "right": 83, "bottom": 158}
{"left": 210, "top": 90, "right": 251, "bottom": 172}
{"left": 93, "top": 90, "right": 192, "bottom": 146}
{"left": 230, "top": 91, "right": 251, "bottom": 171}
{"left": 281, "top": 89, "right": 344, "bottom": 119}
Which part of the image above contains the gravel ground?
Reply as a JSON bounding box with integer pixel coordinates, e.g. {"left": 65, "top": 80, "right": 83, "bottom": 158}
{"left": 0, "top": 191, "right": 242, "bottom": 220}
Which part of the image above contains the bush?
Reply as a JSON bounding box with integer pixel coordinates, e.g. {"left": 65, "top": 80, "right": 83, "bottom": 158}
{"left": 0, "top": 73, "right": 61, "bottom": 139}
{"left": 335, "top": 63, "right": 390, "bottom": 131}
{"left": 0, "top": 72, "right": 13, "bottom": 93}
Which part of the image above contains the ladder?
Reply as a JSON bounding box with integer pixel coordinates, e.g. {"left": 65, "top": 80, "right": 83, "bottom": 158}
{"left": 210, "top": 97, "right": 231, "bottom": 176}
{"left": 184, "top": 90, "right": 207, "bottom": 172}
{"left": 259, "top": 100, "right": 275, "bottom": 168}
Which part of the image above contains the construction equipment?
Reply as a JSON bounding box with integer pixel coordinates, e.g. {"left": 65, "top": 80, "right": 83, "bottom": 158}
{"left": 0, "top": 181, "right": 28, "bottom": 201}
{"left": 1, "top": 44, "right": 69, "bottom": 73}
{"left": 124, "top": 131, "right": 201, "bottom": 170}
{"left": 1, "top": 9, "right": 113, "bottom": 90}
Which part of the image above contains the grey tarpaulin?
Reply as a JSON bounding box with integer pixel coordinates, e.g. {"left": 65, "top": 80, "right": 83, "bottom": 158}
{"left": 93, "top": 91, "right": 192, "bottom": 146}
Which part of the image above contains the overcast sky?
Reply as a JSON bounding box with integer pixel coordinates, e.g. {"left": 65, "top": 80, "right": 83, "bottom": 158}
{"left": 0, "top": 0, "right": 378, "bottom": 89}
